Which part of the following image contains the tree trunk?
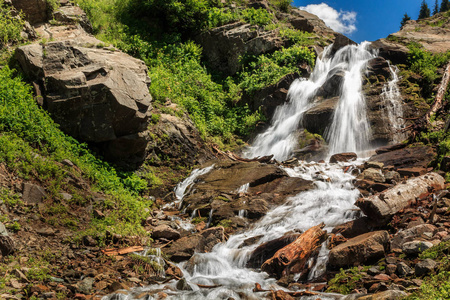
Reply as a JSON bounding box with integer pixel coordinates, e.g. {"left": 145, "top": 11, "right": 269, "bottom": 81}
{"left": 355, "top": 172, "right": 445, "bottom": 225}
{"left": 261, "top": 223, "right": 327, "bottom": 279}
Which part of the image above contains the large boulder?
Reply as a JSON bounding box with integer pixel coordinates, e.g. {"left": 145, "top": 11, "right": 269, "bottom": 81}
{"left": 328, "top": 231, "right": 389, "bottom": 268}
{"left": 11, "top": 0, "right": 48, "bottom": 24}
{"left": 15, "top": 40, "right": 152, "bottom": 168}
{"left": 196, "top": 22, "right": 283, "bottom": 76}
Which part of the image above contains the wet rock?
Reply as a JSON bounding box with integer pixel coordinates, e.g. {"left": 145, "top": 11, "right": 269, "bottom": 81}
{"left": 15, "top": 39, "right": 152, "bottom": 168}
{"left": 391, "top": 224, "right": 437, "bottom": 250}
{"left": 415, "top": 259, "right": 437, "bottom": 276}
{"left": 165, "top": 235, "right": 205, "bottom": 262}
{"left": 329, "top": 152, "right": 357, "bottom": 163}
{"left": 176, "top": 278, "right": 193, "bottom": 291}
{"left": 402, "top": 240, "right": 433, "bottom": 255}
{"left": 356, "top": 173, "right": 445, "bottom": 225}
{"left": 303, "top": 97, "right": 338, "bottom": 136}
{"left": 152, "top": 225, "right": 181, "bottom": 241}
{"left": 247, "top": 234, "right": 301, "bottom": 268}
{"left": 328, "top": 231, "right": 389, "bottom": 268}
{"left": 359, "top": 289, "right": 407, "bottom": 300}
{"left": 370, "top": 39, "right": 409, "bottom": 65}
{"left": 358, "top": 168, "right": 385, "bottom": 183}
{"left": 22, "top": 183, "right": 46, "bottom": 205}
{"left": 315, "top": 70, "right": 346, "bottom": 99}
{"left": 332, "top": 217, "right": 373, "bottom": 239}
{"left": 396, "top": 262, "right": 413, "bottom": 277}
{"left": 369, "top": 145, "right": 436, "bottom": 170}
{"left": 200, "top": 226, "right": 225, "bottom": 252}
{"left": 108, "top": 281, "right": 129, "bottom": 293}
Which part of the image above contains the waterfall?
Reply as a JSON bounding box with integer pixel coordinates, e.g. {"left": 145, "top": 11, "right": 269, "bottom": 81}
{"left": 244, "top": 42, "right": 377, "bottom": 161}
{"left": 381, "top": 63, "right": 406, "bottom": 143}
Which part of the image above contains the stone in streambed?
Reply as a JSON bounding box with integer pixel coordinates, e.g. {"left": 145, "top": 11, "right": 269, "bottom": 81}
{"left": 329, "top": 152, "right": 357, "bottom": 163}
{"left": 328, "top": 231, "right": 389, "bottom": 268}
{"left": 151, "top": 225, "right": 181, "bottom": 241}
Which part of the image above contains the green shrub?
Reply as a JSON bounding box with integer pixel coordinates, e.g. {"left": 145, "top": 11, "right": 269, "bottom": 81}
{"left": 0, "top": 0, "right": 24, "bottom": 47}
{"left": 279, "top": 27, "right": 316, "bottom": 46}
{"left": 241, "top": 7, "right": 273, "bottom": 26}
{"left": 239, "top": 45, "right": 315, "bottom": 94}
{"left": 269, "top": 0, "right": 292, "bottom": 12}
{"left": 207, "top": 7, "right": 239, "bottom": 28}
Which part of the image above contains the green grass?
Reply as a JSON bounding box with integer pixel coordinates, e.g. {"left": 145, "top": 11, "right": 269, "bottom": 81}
{"left": 0, "top": 66, "right": 153, "bottom": 240}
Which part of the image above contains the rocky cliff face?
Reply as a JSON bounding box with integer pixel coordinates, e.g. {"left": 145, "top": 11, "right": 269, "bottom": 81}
{"left": 13, "top": 1, "right": 153, "bottom": 169}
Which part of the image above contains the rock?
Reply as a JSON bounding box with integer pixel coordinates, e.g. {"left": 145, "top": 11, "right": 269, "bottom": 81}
{"left": 152, "top": 225, "right": 181, "bottom": 241}
{"left": 303, "top": 97, "right": 338, "bottom": 136}
{"left": 146, "top": 110, "right": 214, "bottom": 169}
{"left": 355, "top": 173, "right": 445, "bottom": 225}
{"left": 365, "top": 161, "right": 384, "bottom": 169}
{"left": 329, "top": 152, "right": 357, "bottom": 163}
{"left": 0, "top": 222, "right": 8, "bottom": 236}
{"left": 200, "top": 226, "right": 225, "bottom": 252}
{"left": 15, "top": 39, "right": 152, "bottom": 168}
{"left": 396, "top": 262, "right": 413, "bottom": 277}
{"left": 11, "top": 0, "right": 48, "bottom": 24}
{"left": 373, "top": 274, "right": 391, "bottom": 281}
{"left": 328, "top": 231, "right": 389, "bottom": 268}
{"left": 385, "top": 264, "right": 397, "bottom": 275}
{"left": 391, "top": 224, "right": 437, "bottom": 250}
{"left": 36, "top": 227, "right": 55, "bottom": 237}
{"left": 196, "top": 22, "right": 283, "bottom": 76}
{"left": 402, "top": 240, "right": 433, "bottom": 255}
{"left": 367, "top": 266, "right": 381, "bottom": 275}
{"left": 76, "top": 277, "right": 94, "bottom": 294}
{"left": 165, "top": 235, "right": 205, "bottom": 262}
{"left": 0, "top": 235, "right": 15, "bottom": 256}
{"left": 108, "top": 281, "right": 129, "bottom": 293}
{"left": 358, "top": 168, "right": 385, "bottom": 183}
{"left": 415, "top": 259, "right": 437, "bottom": 276}
{"left": 358, "top": 290, "right": 407, "bottom": 300}
{"left": 247, "top": 234, "right": 301, "bottom": 268}
{"left": 22, "top": 183, "right": 46, "bottom": 205}
{"left": 176, "top": 278, "right": 193, "bottom": 291}
{"left": 369, "top": 145, "right": 436, "bottom": 170}
{"left": 384, "top": 171, "right": 400, "bottom": 184}
{"left": 332, "top": 217, "right": 373, "bottom": 239}
{"left": 397, "top": 167, "right": 428, "bottom": 178}
{"left": 52, "top": 5, "right": 92, "bottom": 33}
{"left": 370, "top": 39, "right": 409, "bottom": 65}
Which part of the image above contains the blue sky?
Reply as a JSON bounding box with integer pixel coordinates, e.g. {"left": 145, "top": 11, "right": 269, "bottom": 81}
{"left": 293, "top": 0, "right": 429, "bottom": 43}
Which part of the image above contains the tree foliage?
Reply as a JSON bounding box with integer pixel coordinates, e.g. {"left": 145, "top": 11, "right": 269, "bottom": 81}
{"left": 440, "top": 0, "right": 450, "bottom": 12}
{"left": 433, "top": 0, "right": 439, "bottom": 14}
{"left": 400, "top": 13, "right": 411, "bottom": 28}
{"left": 418, "top": 0, "right": 431, "bottom": 19}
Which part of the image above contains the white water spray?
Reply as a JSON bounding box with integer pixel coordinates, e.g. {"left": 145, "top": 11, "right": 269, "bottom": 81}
{"left": 245, "top": 42, "right": 377, "bottom": 161}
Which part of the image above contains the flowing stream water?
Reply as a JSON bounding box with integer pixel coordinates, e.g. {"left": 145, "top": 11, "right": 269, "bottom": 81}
{"left": 104, "top": 43, "right": 405, "bottom": 299}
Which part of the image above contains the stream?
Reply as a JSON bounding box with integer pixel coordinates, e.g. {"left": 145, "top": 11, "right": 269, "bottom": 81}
{"left": 103, "top": 42, "right": 405, "bottom": 300}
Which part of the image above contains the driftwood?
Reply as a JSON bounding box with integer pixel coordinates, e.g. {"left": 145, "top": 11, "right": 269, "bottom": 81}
{"left": 101, "top": 246, "right": 144, "bottom": 256}
{"left": 212, "top": 145, "right": 273, "bottom": 163}
{"left": 261, "top": 223, "right": 327, "bottom": 279}
{"left": 403, "top": 61, "right": 450, "bottom": 139}
{"left": 355, "top": 173, "right": 445, "bottom": 225}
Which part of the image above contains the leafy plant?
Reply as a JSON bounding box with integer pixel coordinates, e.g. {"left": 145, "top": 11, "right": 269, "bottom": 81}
{"left": 0, "top": 0, "right": 24, "bottom": 47}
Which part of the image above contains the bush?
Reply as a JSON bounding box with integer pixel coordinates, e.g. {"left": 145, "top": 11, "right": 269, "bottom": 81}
{"left": 0, "top": 0, "right": 24, "bottom": 47}
{"left": 241, "top": 7, "right": 273, "bottom": 26}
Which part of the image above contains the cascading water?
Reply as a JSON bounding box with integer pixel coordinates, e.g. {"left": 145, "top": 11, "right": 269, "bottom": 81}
{"left": 103, "top": 43, "right": 405, "bottom": 300}
{"left": 245, "top": 42, "right": 377, "bottom": 161}
{"left": 381, "top": 64, "right": 406, "bottom": 143}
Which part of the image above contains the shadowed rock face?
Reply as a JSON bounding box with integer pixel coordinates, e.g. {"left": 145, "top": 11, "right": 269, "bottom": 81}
{"left": 15, "top": 40, "right": 152, "bottom": 168}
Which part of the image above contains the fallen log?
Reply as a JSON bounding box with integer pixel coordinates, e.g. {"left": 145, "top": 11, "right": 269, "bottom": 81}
{"left": 355, "top": 172, "right": 445, "bottom": 225}
{"left": 261, "top": 223, "right": 327, "bottom": 279}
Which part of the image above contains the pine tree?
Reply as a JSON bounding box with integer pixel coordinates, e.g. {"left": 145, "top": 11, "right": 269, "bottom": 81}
{"left": 440, "top": 0, "right": 450, "bottom": 12}
{"left": 433, "top": 0, "right": 439, "bottom": 14}
{"left": 400, "top": 13, "right": 411, "bottom": 28}
{"left": 418, "top": 0, "right": 431, "bottom": 19}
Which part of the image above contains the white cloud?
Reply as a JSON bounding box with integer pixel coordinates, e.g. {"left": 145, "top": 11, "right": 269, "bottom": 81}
{"left": 299, "top": 3, "right": 357, "bottom": 35}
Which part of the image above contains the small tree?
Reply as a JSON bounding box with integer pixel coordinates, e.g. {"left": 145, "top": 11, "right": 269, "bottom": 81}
{"left": 418, "top": 0, "right": 431, "bottom": 19}
{"left": 440, "top": 0, "right": 450, "bottom": 12}
{"left": 400, "top": 13, "right": 411, "bottom": 28}
{"left": 433, "top": 0, "right": 440, "bottom": 14}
